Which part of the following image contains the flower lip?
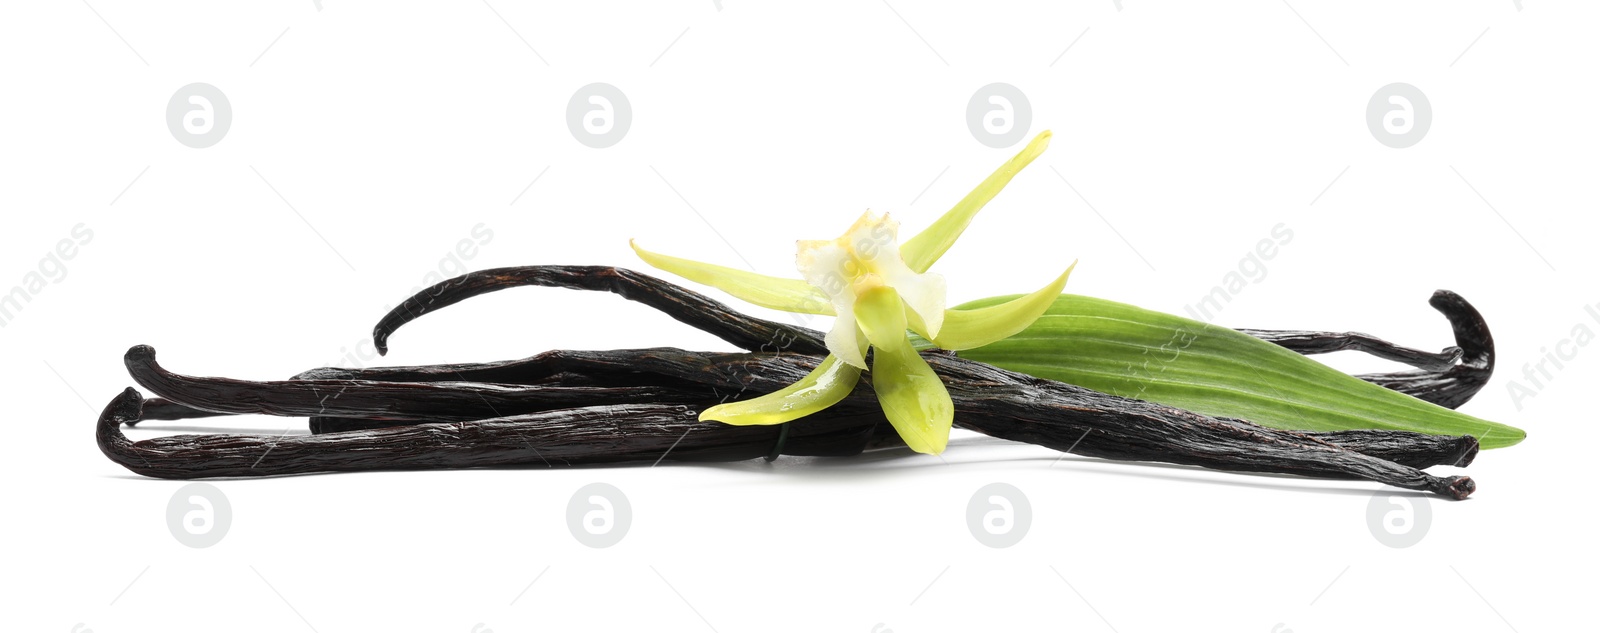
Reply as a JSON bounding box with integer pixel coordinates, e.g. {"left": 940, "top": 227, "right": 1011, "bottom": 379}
{"left": 795, "top": 210, "right": 948, "bottom": 368}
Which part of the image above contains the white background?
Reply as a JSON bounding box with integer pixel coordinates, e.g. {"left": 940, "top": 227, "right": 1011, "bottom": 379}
{"left": 3, "top": 1, "right": 1594, "bottom": 631}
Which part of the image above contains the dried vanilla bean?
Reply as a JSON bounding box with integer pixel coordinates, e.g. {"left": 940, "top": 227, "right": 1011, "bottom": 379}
{"left": 98, "top": 388, "right": 887, "bottom": 479}
{"left": 372, "top": 265, "right": 826, "bottom": 357}
{"left": 1240, "top": 290, "right": 1495, "bottom": 408}
{"left": 137, "top": 274, "right": 1491, "bottom": 424}
{"left": 101, "top": 267, "right": 1484, "bottom": 498}
{"left": 124, "top": 344, "right": 710, "bottom": 422}
{"left": 375, "top": 267, "right": 1495, "bottom": 407}
{"left": 111, "top": 345, "right": 1477, "bottom": 497}
{"left": 248, "top": 351, "right": 1486, "bottom": 469}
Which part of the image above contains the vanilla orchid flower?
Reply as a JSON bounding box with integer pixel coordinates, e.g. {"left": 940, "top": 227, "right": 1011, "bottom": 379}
{"left": 631, "top": 131, "right": 1072, "bottom": 454}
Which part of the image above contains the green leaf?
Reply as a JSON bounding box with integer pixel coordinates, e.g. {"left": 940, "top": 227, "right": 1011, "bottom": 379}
{"left": 932, "top": 262, "right": 1075, "bottom": 350}
{"left": 955, "top": 294, "right": 1527, "bottom": 449}
{"left": 856, "top": 285, "right": 955, "bottom": 454}
{"left": 699, "top": 354, "right": 862, "bottom": 426}
{"left": 899, "top": 130, "right": 1052, "bottom": 273}
{"left": 631, "top": 240, "right": 835, "bottom": 315}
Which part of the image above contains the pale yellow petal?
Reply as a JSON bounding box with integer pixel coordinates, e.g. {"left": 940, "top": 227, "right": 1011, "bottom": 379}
{"left": 855, "top": 284, "right": 955, "bottom": 455}
{"left": 899, "top": 130, "right": 1052, "bottom": 273}
{"left": 631, "top": 240, "right": 834, "bottom": 315}
{"left": 699, "top": 354, "right": 862, "bottom": 426}
{"left": 826, "top": 315, "right": 869, "bottom": 369}
{"left": 795, "top": 239, "right": 858, "bottom": 316}
{"left": 933, "top": 262, "right": 1075, "bottom": 351}
{"left": 869, "top": 340, "right": 954, "bottom": 454}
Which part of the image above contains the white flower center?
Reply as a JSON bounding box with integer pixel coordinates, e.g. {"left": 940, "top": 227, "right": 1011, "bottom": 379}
{"left": 795, "top": 211, "right": 947, "bottom": 368}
